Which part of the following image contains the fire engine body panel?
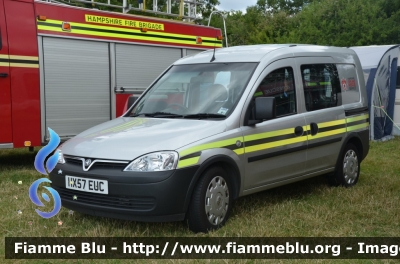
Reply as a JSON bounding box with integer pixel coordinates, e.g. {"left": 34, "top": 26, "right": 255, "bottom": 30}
{"left": 0, "top": 0, "right": 222, "bottom": 148}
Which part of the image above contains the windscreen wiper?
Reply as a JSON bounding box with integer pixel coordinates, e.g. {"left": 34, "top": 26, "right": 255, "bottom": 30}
{"left": 131, "top": 112, "right": 183, "bottom": 118}
{"left": 183, "top": 113, "right": 226, "bottom": 119}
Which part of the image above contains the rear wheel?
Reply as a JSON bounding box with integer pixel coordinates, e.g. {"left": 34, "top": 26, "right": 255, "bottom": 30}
{"left": 187, "top": 166, "right": 232, "bottom": 233}
{"left": 330, "top": 143, "right": 360, "bottom": 187}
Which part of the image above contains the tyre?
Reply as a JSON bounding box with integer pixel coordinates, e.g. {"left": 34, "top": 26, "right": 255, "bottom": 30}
{"left": 330, "top": 143, "right": 360, "bottom": 187}
{"left": 187, "top": 166, "right": 233, "bottom": 233}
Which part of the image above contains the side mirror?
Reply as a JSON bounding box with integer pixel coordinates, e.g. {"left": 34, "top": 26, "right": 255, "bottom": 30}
{"left": 248, "top": 97, "right": 276, "bottom": 125}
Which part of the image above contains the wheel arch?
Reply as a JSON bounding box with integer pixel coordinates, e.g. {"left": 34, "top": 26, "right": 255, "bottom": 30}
{"left": 334, "top": 132, "right": 366, "bottom": 173}
{"left": 183, "top": 155, "right": 241, "bottom": 214}
{"left": 342, "top": 132, "right": 366, "bottom": 160}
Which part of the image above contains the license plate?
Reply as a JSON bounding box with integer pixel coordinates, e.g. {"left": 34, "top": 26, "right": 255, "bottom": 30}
{"left": 65, "top": 175, "right": 108, "bottom": 194}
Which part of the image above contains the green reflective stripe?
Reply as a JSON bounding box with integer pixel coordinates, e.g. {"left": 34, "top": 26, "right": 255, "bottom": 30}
{"left": 244, "top": 135, "right": 308, "bottom": 153}
{"left": 345, "top": 114, "right": 369, "bottom": 132}
{"left": 234, "top": 148, "right": 244, "bottom": 155}
{"left": 177, "top": 157, "right": 200, "bottom": 169}
{"left": 244, "top": 127, "right": 294, "bottom": 142}
{"left": 177, "top": 115, "right": 370, "bottom": 169}
{"left": 319, "top": 82, "right": 331, "bottom": 85}
{"left": 306, "top": 82, "right": 318, "bottom": 86}
{"left": 318, "top": 119, "right": 346, "bottom": 128}
{"left": 347, "top": 123, "right": 369, "bottom": 132}
{"left": 346, "top": 114, "right": 369, "bottom": 123}
{"left": 308, "top": 128, "right": 347, "bottom": 140}
{"left": 179, "top": 137, "right": 242, "bottom": 157}
{"left": 253, "top": 91, "right": 263, "bottom": 97}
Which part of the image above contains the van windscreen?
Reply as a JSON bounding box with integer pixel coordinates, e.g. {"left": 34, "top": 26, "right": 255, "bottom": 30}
{"left": 127, "top": 63, "right": 257, "bottom": 118}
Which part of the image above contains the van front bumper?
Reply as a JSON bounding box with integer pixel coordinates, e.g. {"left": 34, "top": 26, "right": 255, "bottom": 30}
{"left": 49, "top": 162, "right": 199, "bottom": 222}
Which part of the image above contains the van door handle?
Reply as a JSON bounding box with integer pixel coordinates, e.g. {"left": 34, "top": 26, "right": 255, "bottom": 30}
{"left": 310, "top": 122, "right": 319, "bottom": 136}
{"left": 0, "top": 73, "right": 8, "bottom": 77}
{"left": 294, "top": 126, "right": 304, "bottom": 136}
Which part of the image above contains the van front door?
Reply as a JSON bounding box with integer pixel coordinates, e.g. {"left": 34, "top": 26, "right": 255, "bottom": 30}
{"left": 242, "top": 59, "right": 308, "bottom": 191}
{"left": 0, "top": 0, "right": 12, "bottom": 145}
{"left": 296, "top": 58, "right": 346, "bottom": 174}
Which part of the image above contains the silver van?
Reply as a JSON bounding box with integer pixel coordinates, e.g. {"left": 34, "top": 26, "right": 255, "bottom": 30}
{"left": 51, "top": 44, "right": 370, "bottom": 232}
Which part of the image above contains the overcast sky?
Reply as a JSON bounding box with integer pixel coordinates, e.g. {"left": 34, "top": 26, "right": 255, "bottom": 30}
{"left": 216, "top": 0, "right": 258, "bottom": 12}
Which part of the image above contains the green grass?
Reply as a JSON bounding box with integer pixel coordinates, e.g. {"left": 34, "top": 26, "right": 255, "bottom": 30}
{"left": 1, "top": 137, "right": 400, "bottom": 263}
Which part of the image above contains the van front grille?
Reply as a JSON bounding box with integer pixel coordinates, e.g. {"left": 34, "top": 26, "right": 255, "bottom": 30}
{"left": 54, "top": 187, "right": 155, "bottom": 210}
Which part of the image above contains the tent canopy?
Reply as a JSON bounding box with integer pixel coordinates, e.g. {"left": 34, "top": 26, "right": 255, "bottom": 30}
{"left": 351, "top": 45, "right": 396, "bottom": 69}
{"left": 350, "top": 45, "right": 400, "bottom": 140}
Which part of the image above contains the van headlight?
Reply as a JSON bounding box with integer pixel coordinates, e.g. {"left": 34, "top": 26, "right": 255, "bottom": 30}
{"left": 57, "top": 149, "right": 65, "bottom": 164}
{"left": 124, "top": 151, "right": 178, "bottom": 172}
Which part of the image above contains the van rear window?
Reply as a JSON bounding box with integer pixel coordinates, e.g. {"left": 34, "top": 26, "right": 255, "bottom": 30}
{"left": 336, "top": 64, "right": 361, "bottom": 104}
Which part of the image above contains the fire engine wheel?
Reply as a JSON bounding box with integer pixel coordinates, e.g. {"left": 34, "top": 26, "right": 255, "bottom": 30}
{"left": 186, "top": 166, "right": 232, "bottom": 233}
{"left": 331, "top": 143, "right": 360, "bottom": 187}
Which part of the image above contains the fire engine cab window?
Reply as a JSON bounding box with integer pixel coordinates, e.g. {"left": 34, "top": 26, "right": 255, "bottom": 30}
{"left": 253, "top": 67, "right": 296, "bottom": 117}
{"left": 301, "top": 64, "right": 341, "bottom": 111}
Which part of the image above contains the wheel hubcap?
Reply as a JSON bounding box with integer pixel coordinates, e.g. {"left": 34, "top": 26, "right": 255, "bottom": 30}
{"left": 205, "top": 176, "right": 229, "bottom": 225}
{"left": 343, "top": 149, "right": 358, "bottom": 184}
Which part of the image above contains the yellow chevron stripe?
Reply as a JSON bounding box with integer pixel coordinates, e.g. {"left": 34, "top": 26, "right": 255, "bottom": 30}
{"left": 177, "top": 157, "right": 200, "bottom": 169}
{"left": 176, "top": 115, "right": 369, "bottom": 167}
{"left": 244, "top": 127, "right": 295, "bottom": 142}
{"left": 346, "top": 114, "right": 369, "bottom": 123}
{"left": 308, "top": 128, "right": 347, "bottom": 140}
{"left": 179, "top": 137, "right": 242, "bottom": 157}
{"left": 244, "top": 135, "right": 308, "bottom": 153}
{"left": 84, "top": 119, "right": 146, "bottom": 138}
{"left": 318, "top": 119, "right": 346, "bottom": 128}
{"left": 347, "top": 123, "right": 369, "bottom": 132}
{"left": 104, "top": 119, "right": 144, "bottom": 132}
{"left": 234, "top": 148, "right": 245, "bottom": 155}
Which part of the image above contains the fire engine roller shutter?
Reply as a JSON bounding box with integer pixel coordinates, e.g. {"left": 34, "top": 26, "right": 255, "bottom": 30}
{"left": 43, "top": 37, "right": 110, "bottom": 138}
{"left": 115, "top": 44, "right": 181, "bottom": 90}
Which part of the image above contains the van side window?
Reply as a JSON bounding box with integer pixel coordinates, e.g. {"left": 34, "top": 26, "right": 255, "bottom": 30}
{"left": 301, "top": 64, "right": 341, "bottom": 111}
{"left": 397, "top": 67, "right": 400, "bottom": 89}
{"left": 253, "top": 67, "right": 296, "bottom": 117}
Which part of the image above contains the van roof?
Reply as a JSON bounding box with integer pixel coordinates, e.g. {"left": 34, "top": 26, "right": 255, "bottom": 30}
{"left": 175, "top": 44, "right": 357, "bottom": 64}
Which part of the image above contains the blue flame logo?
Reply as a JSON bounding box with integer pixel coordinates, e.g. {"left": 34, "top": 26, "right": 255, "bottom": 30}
{"left": 29, "top": 178, "right": 62, "bottom": 218}
{"left": 30, "top": 128, "right": 62, "bottom": 218}
{"left": 34, "top": 128, "right": 60, "bottom": 175}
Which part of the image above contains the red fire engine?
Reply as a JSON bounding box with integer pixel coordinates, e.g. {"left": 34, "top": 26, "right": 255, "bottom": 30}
{"left": 0, "top": 0, "right": 222, "bottom": 149}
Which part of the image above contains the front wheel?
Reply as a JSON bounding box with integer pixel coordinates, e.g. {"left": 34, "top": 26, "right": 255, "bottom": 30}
{"left": 187, "top": 166, "right": 233, "bottom": 233}
{"left": 331, "top": 143, "right": 360, "bottom": 187}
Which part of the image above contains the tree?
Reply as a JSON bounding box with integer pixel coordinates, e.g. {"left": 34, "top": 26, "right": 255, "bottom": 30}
{"left": 378, "top": 0, "right": 400, "bottom": 44}
{"left": 288, "top": 0, "right": 388, "bottom": 46}
{"left": 257, "top": 0, "right": 316, "bottom": 14}
{"left": 197, "top": 0, "right": 220, "bottom": 20}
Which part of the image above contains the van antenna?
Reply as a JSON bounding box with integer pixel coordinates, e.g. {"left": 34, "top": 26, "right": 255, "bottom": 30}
{"left": 210, "top": 36, "right": 217, "bottom": 62}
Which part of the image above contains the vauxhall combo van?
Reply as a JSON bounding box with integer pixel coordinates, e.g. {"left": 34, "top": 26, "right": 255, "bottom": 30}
{"left": 51, "top": 44, "right": 369, "bottom": 232}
